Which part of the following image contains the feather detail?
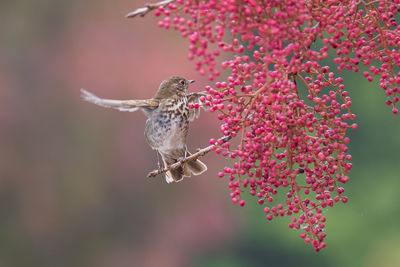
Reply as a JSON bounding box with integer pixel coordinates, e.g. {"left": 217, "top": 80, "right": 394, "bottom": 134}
{"left": 81, "top": 89, "right": 159, "bottom": 112}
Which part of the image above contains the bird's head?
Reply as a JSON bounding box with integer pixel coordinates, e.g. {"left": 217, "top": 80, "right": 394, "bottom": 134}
{"left": 155, "top": 76, "right": 195, "bottom": 99}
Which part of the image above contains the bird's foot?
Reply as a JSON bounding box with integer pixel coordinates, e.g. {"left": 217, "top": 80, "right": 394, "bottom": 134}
{"left": 177, "top": 157, "right": 185, "bottom": 167}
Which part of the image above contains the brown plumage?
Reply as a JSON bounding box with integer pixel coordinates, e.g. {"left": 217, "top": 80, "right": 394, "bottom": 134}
{"left": 81, "top": 76, "right": 207, "bottom": 183}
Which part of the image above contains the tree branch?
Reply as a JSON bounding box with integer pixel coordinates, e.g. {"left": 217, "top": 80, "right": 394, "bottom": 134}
{"left": 147, "top": 135, "right": 232, "bottom": 178}
{"left": 125, "top": 0, "right": 174, "bottom": 18}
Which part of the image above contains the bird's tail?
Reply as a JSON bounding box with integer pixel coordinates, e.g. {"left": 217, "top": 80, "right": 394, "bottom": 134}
{"left": 161, "top": 150, "right": 207, "bottom": 183}
{"left": 185, "top": 151, "right": 207, "bottom": 175}
{"left": 80, "top": 89, "right": 159, "bottom": 112}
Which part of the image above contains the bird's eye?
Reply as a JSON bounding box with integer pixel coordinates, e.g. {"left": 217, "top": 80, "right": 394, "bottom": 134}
{"left": 180, "top": 80, "right": 185, "bottom": 85}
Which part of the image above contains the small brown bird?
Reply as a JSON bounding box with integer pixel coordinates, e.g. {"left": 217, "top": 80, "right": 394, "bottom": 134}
{"left": 81, "top": 76, "right": 207, "bottom": 183}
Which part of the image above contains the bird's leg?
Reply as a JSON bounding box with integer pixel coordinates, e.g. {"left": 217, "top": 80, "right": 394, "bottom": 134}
{"left": 184, "top": 145, "right": 189, "bottom": 159}
{"left": 156, "top": 151, "right": 162, "bottom": 172}
{"left": 177, "top": 146, "right": 189, "bottom": 167}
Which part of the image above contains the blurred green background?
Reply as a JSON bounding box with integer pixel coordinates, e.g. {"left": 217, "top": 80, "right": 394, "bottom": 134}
{"left": 0, "top": 1, "right": 399, "bottom": 266}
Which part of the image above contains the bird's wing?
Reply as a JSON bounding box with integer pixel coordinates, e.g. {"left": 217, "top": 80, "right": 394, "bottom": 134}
{"left": 187, "top": 92, "right": 208, "bottom": 121}
{"left": 81, "top": 89, "right": 159, "bottom": 112}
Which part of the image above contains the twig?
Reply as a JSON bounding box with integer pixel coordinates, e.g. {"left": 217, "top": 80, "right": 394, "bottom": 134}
{"left": 125, "top": 0, "right": 174, "bottom": 18}
{"left": 147, "top": 135, "right": 232, "bottom": 177}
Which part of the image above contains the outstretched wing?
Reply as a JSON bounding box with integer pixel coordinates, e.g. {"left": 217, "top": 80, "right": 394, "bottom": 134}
{"left": 81, "top": 89, "right": 159, "bottom": 112}
{"left": 187, "top": 92, "right": 208, "bottom": 121}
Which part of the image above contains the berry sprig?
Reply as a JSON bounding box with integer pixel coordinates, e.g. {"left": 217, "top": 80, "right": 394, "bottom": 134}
{"left": 128, "top": 0, "right": 399, "bottom": 251}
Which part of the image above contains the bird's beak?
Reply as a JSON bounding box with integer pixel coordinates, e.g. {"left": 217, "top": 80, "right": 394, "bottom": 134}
{"left": 188, "top": 80, "right": 195, "bottom": 84}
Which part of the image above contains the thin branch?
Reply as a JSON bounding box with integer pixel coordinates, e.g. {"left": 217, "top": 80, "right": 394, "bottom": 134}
{"left": 147, "top": 135, "right": 232, "bottom": 178}
{"left": 125, "top": 0, "right": 174, "bottom": 18}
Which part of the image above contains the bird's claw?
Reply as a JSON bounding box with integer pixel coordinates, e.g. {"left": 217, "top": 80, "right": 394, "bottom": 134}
{"left": 177, "top": 157, "right": 185, "bottom": 166}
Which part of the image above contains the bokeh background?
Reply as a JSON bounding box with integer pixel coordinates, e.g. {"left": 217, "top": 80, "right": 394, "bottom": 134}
{"left": 1, "top": 0, "right": 399, "bottom": 266}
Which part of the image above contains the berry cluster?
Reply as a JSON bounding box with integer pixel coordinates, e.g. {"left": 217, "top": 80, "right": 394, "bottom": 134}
{"left": 152, "top": 0, "right": 399, "bottom": 251}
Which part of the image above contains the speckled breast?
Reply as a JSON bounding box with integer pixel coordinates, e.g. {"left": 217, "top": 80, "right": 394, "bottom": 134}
{"left": 144, "top": 97, "right": 189, "bottom": 152}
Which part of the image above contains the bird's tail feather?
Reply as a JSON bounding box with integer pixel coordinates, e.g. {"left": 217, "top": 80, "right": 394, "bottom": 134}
{"left": 161, "top": 150, "right": 207, "bottom": 183}
{"left": 185, "top": 151, "right": 207, "bottom": 175}
{"left": 161, "top": 153, "right": 186, "bottom": 183}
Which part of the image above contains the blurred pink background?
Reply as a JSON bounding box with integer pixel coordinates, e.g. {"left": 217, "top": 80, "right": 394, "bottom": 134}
{"left": 4, "top": 1, "right": 400, "bottom": 267}
{"left": 0, "top": 0, "right": 240, "bottom": 266}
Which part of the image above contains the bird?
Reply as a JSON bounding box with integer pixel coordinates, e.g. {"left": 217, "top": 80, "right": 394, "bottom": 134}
{"left": 81, "top": 76, "right": 207, "bottom": 183}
